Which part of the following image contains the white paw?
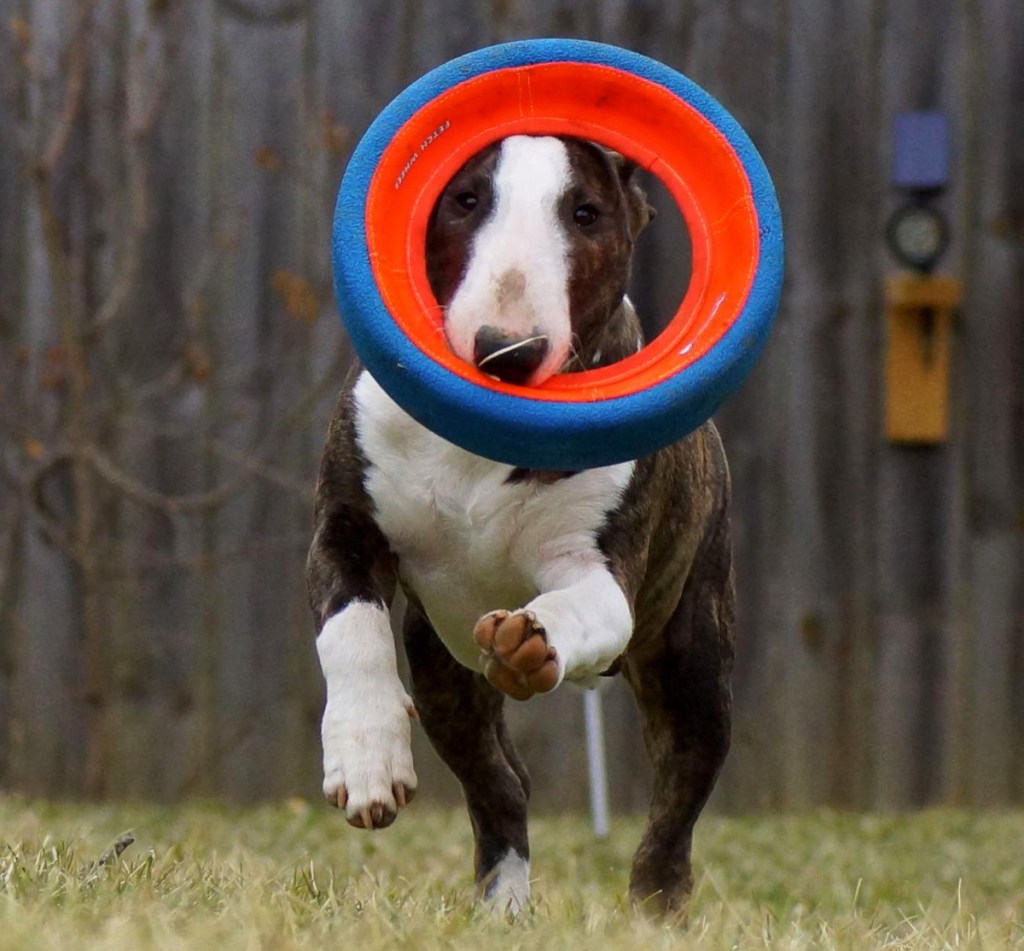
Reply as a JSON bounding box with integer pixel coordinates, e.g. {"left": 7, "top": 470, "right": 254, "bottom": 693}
{"left": 321, "top": 683, "right": 418, "bottom": 830}
{"left": 481, "top": 849, "right": 531, "bottom": 917}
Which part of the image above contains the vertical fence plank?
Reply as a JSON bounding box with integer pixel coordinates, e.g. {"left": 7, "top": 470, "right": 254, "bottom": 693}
{"left": 0, "top": 0, "right": 28, "bottom": 789}
{"left": 681, "top": 0, "right": 787, "bottom": 811}
{"left": 9, "top": 0, "right": 88, "bottom": 796}
{"left": 822, "top": 0, "right": 887, "bottom": 811}
{"left": 206, "top": 4, "right": 311, "bottom": 800}
{"left": 769, "top": 0, "right": 846, "bottom": 809}
{"left": 144, "top": 0, "right": 222, "bottom": 801}
{"left": 873, "top": 0, "right": 966, "bottom": 809}
{"left": 961, "top": 0, "right": 1024, "bottom": 805}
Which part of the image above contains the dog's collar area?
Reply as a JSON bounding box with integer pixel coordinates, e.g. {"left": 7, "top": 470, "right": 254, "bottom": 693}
{"left": 505, "top": 467, "right": 579, "bottom": 486}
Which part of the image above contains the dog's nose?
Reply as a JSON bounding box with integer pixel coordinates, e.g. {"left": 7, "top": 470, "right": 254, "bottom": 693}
{"left": 473, "top": 326, "right": 549, "bottom": 385}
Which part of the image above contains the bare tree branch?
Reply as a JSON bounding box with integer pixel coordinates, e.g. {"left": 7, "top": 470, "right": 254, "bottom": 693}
{"left": 112, "top": 531, "right": 311, "bottom": 576}
{"left": 86, "top": 445, "right": 252, "bottom": 515}
{"left": 91, "top": 228, "right": 143, "bottom": 334}
{"left": 91, "top": 1, "right": 180, "bottom": 336}
{"left": 36, "top": 0, "right": 96, "bottom": 178}
{"left": 118, "top": 413, "right": 314, "bottom": 500}
{"left": 22, "top": 452, "right": 78, "bottom": 553}
{"left": 81, "top": 343, "right": 346, "bottom": 518}
{"left": 0, "top": 496, "right": 21, "bottom": 607}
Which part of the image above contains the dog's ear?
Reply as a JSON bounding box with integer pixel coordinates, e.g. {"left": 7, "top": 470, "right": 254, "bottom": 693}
{"left": 605, "top": 151, "right": 657, "bottom": 240}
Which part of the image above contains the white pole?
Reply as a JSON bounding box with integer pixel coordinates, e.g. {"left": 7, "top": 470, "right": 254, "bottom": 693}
{"left": 583, "top": 687, "right": 610, "bottom": 838}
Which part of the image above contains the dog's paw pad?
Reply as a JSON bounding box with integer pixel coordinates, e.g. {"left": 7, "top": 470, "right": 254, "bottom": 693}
{"left": 332, "top": 782, "right": 416, "bottom": 830}
{"left": 324, "top": 780, "right": 417, "bottom": 831}
{"left": 474, "top": 610, "right": 559, "bottom": 700}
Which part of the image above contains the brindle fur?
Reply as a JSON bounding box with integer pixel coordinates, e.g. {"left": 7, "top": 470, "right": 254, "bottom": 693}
{"left": 307, "top": 137, "right": 734, "bottom": 918}
{"left": 307, "top": 374, "right": 398, "bottom": 627}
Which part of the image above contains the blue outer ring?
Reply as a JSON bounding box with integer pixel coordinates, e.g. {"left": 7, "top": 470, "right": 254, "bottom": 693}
{"left": 332, "top": 39, "right": 783, "bottom": 469}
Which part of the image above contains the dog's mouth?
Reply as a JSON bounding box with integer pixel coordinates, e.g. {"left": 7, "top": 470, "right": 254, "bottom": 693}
{"left": 469, "top": 327, "right": 553, "bottom": 386}
{"left": 476, "top": 334, "right": 550, "bottom": 384}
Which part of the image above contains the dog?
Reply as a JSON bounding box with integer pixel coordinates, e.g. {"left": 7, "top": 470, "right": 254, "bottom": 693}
{"left": 306, "top": 135, "right": 734, "bottom": 918}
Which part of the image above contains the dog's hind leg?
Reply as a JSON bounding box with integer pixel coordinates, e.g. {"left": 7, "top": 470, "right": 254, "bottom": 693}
{"left": 623, "top": 512, "right": 735, "bottom": 921}
{"left": 402, "top": 602, "right": 531, "bottom": 915}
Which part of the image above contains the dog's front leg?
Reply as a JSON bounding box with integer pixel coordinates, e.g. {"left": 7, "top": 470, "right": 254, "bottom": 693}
{"left": 315, "top": 598, "right": 417, "bottom": 829}
{"left": 475, "top": 561, "right": 632, "bottom": 700}
{"left": 307, "top": 399, "right": 418, "bottom": 829}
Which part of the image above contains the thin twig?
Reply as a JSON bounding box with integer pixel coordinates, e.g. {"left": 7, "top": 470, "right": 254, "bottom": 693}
{"left": 23, "top": 454, "right": 84, "bottom": 562}
{"left": 86, "top": 446, "right": 251, "bottom": 515}
{"left": 106, "top": 531, "right": 311, "bottom": 577}
{"left": 0, "top": 506, "right": 22, "bottom": 616}
{"left": 37, "top": 0, "right": 97, "bottom": 177}
{"left": 82, "top": 344, "right": 346, "bottom": 516}
{"left": 117, "top": 413, "right": 313, "bottom": 499}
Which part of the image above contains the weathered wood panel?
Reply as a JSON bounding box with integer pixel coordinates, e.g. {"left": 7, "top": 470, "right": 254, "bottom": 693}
{"left": 961, "top": 0, "right": 1024, "bottom": 805}
{"left": 0, "top": 0, "right": 1021, "bottom": 813}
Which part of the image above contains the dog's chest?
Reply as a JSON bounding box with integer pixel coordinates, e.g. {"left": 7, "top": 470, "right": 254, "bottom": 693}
{"left": 353, "top": 373, "right": 632, "bottom": 668}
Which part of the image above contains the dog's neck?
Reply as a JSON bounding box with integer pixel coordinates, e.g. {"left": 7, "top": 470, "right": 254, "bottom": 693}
{"left": 561, "top": 296, "right": 644, "bottom": 374}
{"left": 507, "top": 297, "right": 644, "bottom": 484}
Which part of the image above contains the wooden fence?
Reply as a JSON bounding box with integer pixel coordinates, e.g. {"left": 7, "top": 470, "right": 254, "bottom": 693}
{"left": 0, "top": 0, "right": 1021, "bottom": 812}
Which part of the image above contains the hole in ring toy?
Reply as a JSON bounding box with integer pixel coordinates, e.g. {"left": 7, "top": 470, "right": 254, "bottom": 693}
{"left": 332, "top": 39, "right": 784, "bottom": 470}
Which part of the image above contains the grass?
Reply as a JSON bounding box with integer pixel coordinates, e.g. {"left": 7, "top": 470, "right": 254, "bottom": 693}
{"left": 1, "top": 797, "right": 1022, "bottom": 949}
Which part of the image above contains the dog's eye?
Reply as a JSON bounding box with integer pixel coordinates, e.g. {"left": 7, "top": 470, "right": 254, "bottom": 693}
{"left": 454, "top": 192, "right": 479, "bottom": 211}
{"left": 574, "top": 204, "right": 600, "bottom": 227}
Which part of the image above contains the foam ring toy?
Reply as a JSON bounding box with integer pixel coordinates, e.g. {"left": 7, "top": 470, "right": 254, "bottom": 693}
{"left": 332, "top": 38, "right": 783, "bottom": 470}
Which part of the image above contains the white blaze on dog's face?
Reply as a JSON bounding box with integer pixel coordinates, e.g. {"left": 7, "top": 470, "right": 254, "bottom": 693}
{"left": 426, "top": 135, "right": 646, "bottom": 387}
{"left": 443, "top": 137, "right": 570, "bottom": 383}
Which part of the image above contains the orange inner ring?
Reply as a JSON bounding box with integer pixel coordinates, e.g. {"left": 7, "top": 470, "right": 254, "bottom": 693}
{"left": 365, "top": 61, "right": 759, "bottom": 402}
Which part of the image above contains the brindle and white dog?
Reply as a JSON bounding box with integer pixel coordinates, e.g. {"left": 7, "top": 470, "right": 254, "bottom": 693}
{"left": 307, "top": 135, "right": 734, "bottom": 918}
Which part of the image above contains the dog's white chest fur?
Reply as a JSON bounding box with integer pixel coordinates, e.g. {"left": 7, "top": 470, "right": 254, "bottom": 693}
{"left": 353, "top": 373, "right": 633, "bottom": 668}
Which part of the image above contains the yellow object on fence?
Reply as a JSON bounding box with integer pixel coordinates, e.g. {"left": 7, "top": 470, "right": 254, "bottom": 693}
{"left": 884, "top": 272, "right": 962, "bottom": 444}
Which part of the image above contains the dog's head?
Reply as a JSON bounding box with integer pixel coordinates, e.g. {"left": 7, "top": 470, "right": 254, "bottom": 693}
{"left": 426, "top": 136, "right": 655, "bottom": 386}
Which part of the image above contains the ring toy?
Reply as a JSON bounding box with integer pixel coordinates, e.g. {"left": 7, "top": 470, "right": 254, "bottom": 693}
{"left": 332, "top": 39, "right": 783, "bottom": 469}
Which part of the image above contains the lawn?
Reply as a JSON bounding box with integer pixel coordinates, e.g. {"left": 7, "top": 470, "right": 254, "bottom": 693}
{"left": 1, "top": 797, "right": 1022, "bottom": 949}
